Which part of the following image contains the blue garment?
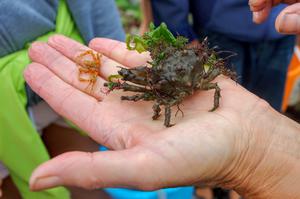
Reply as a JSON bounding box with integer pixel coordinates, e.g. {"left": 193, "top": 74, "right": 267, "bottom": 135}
{"left": 151, "top": 0, "right": 286, "bottom": 42}
{"left": 199, "top": 30, "right": 295, "bottom": 110}
{"left": 151, "top": 0, "right": 295, "bottom": 111}
{"left": 0, "top": 0, "right": 125, "bottom": 57}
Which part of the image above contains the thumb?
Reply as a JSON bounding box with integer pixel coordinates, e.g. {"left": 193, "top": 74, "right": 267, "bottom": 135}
{"left": 30, "top": 149, "right": 160, "bottom": 191}
{"left": 276, "top": 3, "right": 300, "bottom": 34}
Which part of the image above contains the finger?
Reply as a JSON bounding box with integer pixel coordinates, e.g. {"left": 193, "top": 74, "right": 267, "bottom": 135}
{"left": 89, "top": 38, "right": 151, "bottom": 68}
{"left": 47, "top": 35, "right": 122, "bottom": 78}
{"left": 275, "top": 3, "right": 300, "bottom": 34}
{"left": 251, "top": 0, "right": 272, "bottom": 23}
{"left": 30, "top": 149, "right": 161, "bottom": 191}
{"left": 249, "top": 0, "right": 268, "bottom": 12}
{"left": 29, "top": 42, "right": 106, "bottom": 100}
{"left": 24, "top": 63, "right": 120, "bottom": 145}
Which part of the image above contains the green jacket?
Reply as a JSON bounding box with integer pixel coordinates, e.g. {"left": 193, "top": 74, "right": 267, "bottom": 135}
{"left": 0, "top": 0, "right": 83, "bottom": 198}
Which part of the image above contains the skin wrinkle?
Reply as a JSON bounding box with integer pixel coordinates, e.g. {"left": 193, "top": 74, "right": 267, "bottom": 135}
{"left": 80, "top": 102, "right": 117, "bottom": 146}
{"left": 79, "top": 100, "right": 98, "bottom": 129}
{"left": 211, "top": 98, "right": 273, "bottom": 194}
{"left": 121, "top": 50, "right": 135, "bottom": 66}
{"left": 207, "top": 131, "right": 241, "bottom": 187}
{"left": 134, "top": 145, "right": 179, "bottom": 189}
{"left": 161, "top": 133, "right": 194, "bottom": 176}
{"left": 85, "top": 152, "right": 107, "bottom": 189}
{"left": 233, "top": 105, "right": 286, "bottom": 197}
{"left": 105, "top": 41, "right": 122, "bottom": 59}
{"left": 211, "top": 120, "right": 247, "bottom": 188}
{"left": 91, "top": 103, "right": 131, "bottom": 148}
{"left": 35, "top": 72, "right": 58, "bottom": 101}
{"left": 57, "top": 87, "right": 77, "bottom": 115}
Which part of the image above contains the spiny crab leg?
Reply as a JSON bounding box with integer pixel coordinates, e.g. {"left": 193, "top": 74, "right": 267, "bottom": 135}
{"left": 201, "top": 82, "right": 221, "bottom": 111}
{"left": 75, "top": 50, "right": 102, "bottom": 92}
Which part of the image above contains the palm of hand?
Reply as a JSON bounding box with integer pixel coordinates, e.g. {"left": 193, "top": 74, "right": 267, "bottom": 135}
{"left": 25, "top": 35, "right": 267, "bottom": 192}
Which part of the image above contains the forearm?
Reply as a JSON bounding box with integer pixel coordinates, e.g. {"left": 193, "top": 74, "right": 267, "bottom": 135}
{"left": 141, "top": 0, "right": 153, "bottom": 25}
{"left": 140, "top": 0, "right": 153, "bottom": 34}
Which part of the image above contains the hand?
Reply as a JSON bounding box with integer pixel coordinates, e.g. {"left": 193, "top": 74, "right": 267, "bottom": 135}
{"left": 25, "top": 35, "right": 300, "bottom": 198}
{"left": 249, "top": 0, "right": 300, "bottom": 34}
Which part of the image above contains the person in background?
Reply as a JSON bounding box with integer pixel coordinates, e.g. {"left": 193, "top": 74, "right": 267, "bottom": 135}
{"left": 141, "top": 0, "right": 296, "bottom": 198}
{"left": 0, "top": 0, "right": 123, "bottom": 198}
{"left": 146, "top": 0, "right": 295, "bottom": 112}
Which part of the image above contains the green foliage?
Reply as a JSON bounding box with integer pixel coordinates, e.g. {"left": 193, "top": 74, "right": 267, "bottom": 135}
{"left": 126, "top": 23, "right": 188, "bottom": 54}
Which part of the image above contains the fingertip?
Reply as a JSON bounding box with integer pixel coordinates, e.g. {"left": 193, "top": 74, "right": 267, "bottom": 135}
{"left": 23, "top": 62, "right": 42, "bottom": 84}
{"left": 48, "top": 34, "right": 68, "bottom": 46}
{"left": 28, "top": 41, "right": 47, "bottom": 60}
{"left": 29, "top": 163, "right": 45, "bottom": 191}
{"left": 89, "top": 37, "right": 103, "bottom": 49}
{"left": 89, "top": 38, "right": 120, "bottom": 52}
{"left": 252, "top": 11, "right": 263, "bottom": 23}
{"left": 276, "top": 13, "right": 300, "bottom": 34}
{"left": 275, "top": 3, "right": 300, "bottom": 34}
{"left": 30, "top": 176, "right": 62, "bottom": 191}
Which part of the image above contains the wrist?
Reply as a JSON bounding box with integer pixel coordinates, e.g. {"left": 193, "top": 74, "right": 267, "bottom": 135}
{"left": 229, "top": 102, "right": 300, "bottom": 198}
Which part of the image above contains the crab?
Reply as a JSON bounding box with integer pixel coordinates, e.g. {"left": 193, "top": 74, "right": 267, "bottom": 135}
{"left": 76, "top": 50, "right": 102, "bottom": 91}
{"left": 105, "top": 23, "right": 236, "bottom": 127}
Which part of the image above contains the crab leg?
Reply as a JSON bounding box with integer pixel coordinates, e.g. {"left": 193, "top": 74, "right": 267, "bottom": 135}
{"left": 121, "top": 93, "right": 154, "bottom": 102}
{"left": 164, "top": 105, "right": 173, "bottom": 127}
{"left": 201, "top": 82, "right": 221, "bottom": 111}
{"left": 152, "top": 102, "right": 161, "bottom": 120}
{"left": 120, "top": 83, "right": 150, "bottom": 92}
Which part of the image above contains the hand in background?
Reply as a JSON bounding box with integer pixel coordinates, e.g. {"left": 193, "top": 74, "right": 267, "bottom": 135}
{"left": 24, "top": 35, "right": 300, "bottom": 198}
{"left": 249, "top": 0, "right": 300, "bottom": 34}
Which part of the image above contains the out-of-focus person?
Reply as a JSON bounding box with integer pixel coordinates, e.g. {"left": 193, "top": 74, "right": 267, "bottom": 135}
{"left": 0, "top": 0, "right": 124, "bottom": 198}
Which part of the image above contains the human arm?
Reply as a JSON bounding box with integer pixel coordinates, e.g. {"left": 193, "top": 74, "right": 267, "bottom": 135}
{"left": 24, "top": 35, "right": 300, "bottom": 198}
{"left": 140, "top": 0, "right": 153, "bottom": 35}
{"left": 249, "top": 0, "right": 300, "bottom": 34}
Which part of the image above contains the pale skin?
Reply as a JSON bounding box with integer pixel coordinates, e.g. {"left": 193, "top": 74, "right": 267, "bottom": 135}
{"left": 22, "top": 2, "right": 300, "bottom": 197}
{"left": 23, "top": 34, "right": 300, "bottom": 198}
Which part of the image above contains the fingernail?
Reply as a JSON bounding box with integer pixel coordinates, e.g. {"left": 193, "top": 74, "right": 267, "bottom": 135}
{"left": 278, "top": 13, "right": 300, "bottom": 34}
{"left": 252, "top": 11, "right": 261, "bottom": 23}
{"left": 30, "top": 176, "right": 62, "bottom": 190}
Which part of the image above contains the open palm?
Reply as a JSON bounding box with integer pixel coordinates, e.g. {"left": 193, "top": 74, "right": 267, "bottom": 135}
{"left": 25, "top": 35, "right": 275, "bottom": 194}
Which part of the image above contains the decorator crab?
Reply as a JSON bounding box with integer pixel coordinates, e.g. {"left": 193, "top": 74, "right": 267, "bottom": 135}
{"left": 105, "top": 23, "right": 235, "bottom": 127}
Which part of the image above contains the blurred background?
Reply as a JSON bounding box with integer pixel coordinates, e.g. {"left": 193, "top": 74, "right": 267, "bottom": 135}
{"left": 1, "top": 0, "right": 300, "bottom": 199}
